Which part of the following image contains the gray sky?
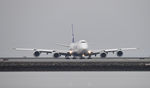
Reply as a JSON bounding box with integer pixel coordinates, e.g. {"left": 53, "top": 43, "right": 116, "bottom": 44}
{"left": 0, "top": 1, "right": 150, "bottom": 88}
{"left": 0, "top": 0, "right": 150, "bottom": 57}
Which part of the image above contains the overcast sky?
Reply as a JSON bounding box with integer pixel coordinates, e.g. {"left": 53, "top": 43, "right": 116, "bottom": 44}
{"left": 0, "top": 0, "right": 150, "bottom": 88}
{"left": 0, "top": 0, "right": 150, "bottom": 57}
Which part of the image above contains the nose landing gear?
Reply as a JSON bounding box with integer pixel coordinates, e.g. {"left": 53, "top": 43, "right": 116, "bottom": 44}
{"left": 73, "top": 56, "right": 77, "bottom": 59}
{"left": 65, "top": 55, "right": 70, "bottom": 59}
{"left": 88, "top": 55, "right": 91, "bottom": 59}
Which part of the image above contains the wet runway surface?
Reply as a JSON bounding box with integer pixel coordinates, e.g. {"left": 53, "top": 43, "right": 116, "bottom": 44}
{"left": 0, "top": 57, "right": 149, "bottom": 62}
{"left": 0, "top": 57, "right": 150, "bottom": 71}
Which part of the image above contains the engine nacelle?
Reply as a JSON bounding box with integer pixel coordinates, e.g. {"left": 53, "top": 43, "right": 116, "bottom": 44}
{"left": 53, "top": 53, "right": 60, "bottom": 58}
{"left": 34, "top": 51, "right": 40, "bottom": 57}
{"left": 100, "top": 52, "right": 107, "bottom": 58}
{"left": 117, "top": 51, "right": 123, "bottom": 57}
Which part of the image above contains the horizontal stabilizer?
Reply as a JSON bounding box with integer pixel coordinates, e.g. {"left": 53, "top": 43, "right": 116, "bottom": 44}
{"left": 56, "top": 43, "right": 70, "bottom": 47}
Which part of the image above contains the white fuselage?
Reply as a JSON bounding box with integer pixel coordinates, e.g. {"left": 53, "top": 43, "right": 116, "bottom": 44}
{"left": 69, "top": 40, "right": 89, "bottom": 56}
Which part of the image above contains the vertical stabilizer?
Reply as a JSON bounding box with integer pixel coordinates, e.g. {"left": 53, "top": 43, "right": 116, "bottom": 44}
{"left": 72, "top": 24, "right": 75, "bottom": 43}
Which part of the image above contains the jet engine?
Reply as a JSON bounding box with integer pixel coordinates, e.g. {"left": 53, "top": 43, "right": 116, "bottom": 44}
{"left": 53, "top": 53, "right": 60, "bottom": 58}
{"left": 33, "top": 51, "right": 40, "bottom": 57}
{"left": 100, "top": 52, "right": 107, "bottom": 58}
{"left": 117, "top": 51, "right": 123, "bottom": 56}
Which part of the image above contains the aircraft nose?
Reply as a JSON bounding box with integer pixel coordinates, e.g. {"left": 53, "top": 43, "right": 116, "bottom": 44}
{"left": 81, "top": 44, "right": 88, "bottom": 49}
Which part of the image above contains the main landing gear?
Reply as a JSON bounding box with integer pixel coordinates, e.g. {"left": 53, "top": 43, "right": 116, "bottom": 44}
{"left": 65, "top": 55, "right": 92, "bottom": 59}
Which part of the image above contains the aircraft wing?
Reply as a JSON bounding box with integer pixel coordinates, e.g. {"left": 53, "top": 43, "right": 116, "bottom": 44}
{"left": 102, "top": 48, "right": 137, "bottom": 52}
{"left": 90, "top": 48, "right": 137, "bottom": 57}
{"left": 56, "top": 50, "right": 69, "bottom": 55}
{"left": 14, "top": 48, "right": 70, "bottom": 55}
{"left": 14, "top": 48, "right": 55, "bottom": 53}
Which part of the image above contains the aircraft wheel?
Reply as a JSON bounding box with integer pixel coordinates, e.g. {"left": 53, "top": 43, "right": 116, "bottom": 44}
{"left": 88, "top": 56, "right": 92, "bottom": 59}
{"left": 80, "top": 56, "right": 85, "bottom": 59}
{"left": 73, "top": 56, "right": 77, "bottom": 59}
{"left": 65, "top": 56, "right": 70, "bottom": 59}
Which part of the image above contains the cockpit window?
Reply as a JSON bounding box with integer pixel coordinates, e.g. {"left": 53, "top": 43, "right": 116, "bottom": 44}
{"left": 80, "top": 40, "right": 87, "bottom": 43}
{"left": 81, "top": 41, "right": 86, "bottom": 43}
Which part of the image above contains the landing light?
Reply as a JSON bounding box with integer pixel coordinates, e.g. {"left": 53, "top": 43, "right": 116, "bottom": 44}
{"left": 69, "top": 51, "right": 73, "bottom": 54}
{"left": 82, "top": 54, "right": 85, "bottom": 57}
{"left": 88, "top": 50, "right": 91, "bottom": 54}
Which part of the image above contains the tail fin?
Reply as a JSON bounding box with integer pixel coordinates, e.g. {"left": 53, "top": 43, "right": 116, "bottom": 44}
{"left": 72, "top": 24, "right": 75, "bottom": 43}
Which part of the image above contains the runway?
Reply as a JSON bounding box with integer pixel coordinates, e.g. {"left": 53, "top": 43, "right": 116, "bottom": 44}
{"left": 0, "top": 57, "right": 150, "bottom": 71}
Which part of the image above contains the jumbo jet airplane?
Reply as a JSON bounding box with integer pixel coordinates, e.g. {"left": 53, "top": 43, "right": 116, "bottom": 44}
{"left": 15, "top": 24, "right": 137, "bottom": 59}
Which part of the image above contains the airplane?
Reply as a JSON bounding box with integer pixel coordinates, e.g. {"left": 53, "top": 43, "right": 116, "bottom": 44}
{"left": 14, "top": 24, "right": 137, "bottom": 59}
